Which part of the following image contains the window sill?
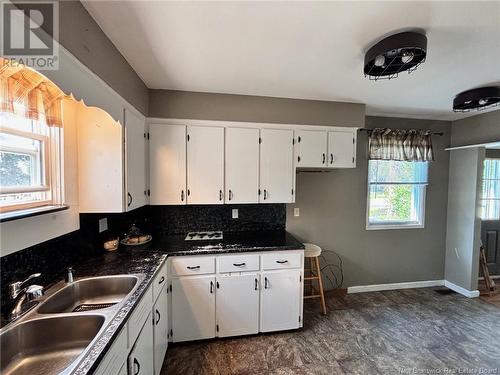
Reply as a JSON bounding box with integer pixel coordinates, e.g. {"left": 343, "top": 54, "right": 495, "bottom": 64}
{"left": 366, "top": 223, "right": 425, "bottom": 231}
{"left": 0, "top": 204, "right": 70, "bottom": 223}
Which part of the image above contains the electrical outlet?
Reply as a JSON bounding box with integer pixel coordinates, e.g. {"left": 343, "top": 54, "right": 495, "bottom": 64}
{"left": 232, "top": 209, "right": 239, "bottom": 219}
{"left": 294, "top": 208, "right": 300, "bottom": 217}
{"left": 99, "top": 218, "right": 108, "bottom": 233}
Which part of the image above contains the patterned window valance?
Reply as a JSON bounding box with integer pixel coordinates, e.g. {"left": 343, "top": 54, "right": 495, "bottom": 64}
{"left": 368, "top": 128, "right": 434, "bottom": 162}
{"left": 0, "top": 58, "right": 64, "bottom": 127}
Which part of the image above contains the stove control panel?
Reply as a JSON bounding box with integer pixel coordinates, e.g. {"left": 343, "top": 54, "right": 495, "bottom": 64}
{"left": 185, "top": 231, "right": 223, "bottom": 241}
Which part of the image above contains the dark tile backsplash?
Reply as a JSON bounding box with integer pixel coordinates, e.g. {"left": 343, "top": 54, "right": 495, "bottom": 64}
{"left": 1, "top": 204, "right": 285, "bottom": 320}
{"left": 149, "top": 204, "right": 286, "bottom": 236}
{"left": 0, "top": 230, "right": 97, "bottom": 319}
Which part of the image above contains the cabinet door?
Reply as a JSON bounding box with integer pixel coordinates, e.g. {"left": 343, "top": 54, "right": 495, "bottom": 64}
{"left": 296, "top": 130, "right": 328, "bottom": 168}
{"left": 216, "top": 274, "right": 259, "bottom": 337}
{"left": 77, "top": 104, "right": 124, "bottom": 212}
{"left": 171, "top": 276, "right": 216, "bottom": 342}
{"left": 225, "top": 127, "right": 260, "bottom": 204}
{"left": 261, "top": 270, "right": 302, "bottom": 332}
{"left": 187, "top": 126, "right": 225, "bottom": 204}
{"left": 125, "top": 109, "right": 147, "bottom": 211}
{"left": 149, "top": 124, "right": 187, "bottom": 205}
{"left": 260, "top": 129, "right": 294, "bottom": 203}
{"left": 327, "top": 130, "right": 356, "bottom": 168}
{"left": 128, "top": 314, "right": 154, "bottom": 375}
{"left": 153, "top": 288, "right": 168, "bottom": 375}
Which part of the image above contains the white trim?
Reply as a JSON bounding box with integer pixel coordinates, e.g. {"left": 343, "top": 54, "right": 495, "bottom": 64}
{"left": 347, "top": 280, "right": 445, "bottom": 294}
{"left": 445, "top": 141, "right": 500, "bottom": 151}
{"left": 444, "top": 280, "right": 480, "bottom": 298}
{"left": 147, "top": 117, "right": 360, "bottom": 133}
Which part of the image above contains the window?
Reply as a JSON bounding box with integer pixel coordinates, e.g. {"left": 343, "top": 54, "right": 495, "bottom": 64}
{"left": 367, "top": 160, "right": 428, "bottom": 229}
{"left": 480, "top": 158, "right": 500, "bottom": 220}
{"left": 0, "top": 111, "right": 62, "bottom": 212}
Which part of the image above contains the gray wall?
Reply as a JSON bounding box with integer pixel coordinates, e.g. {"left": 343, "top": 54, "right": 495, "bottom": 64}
{"left": 58, "top": 1, "right": 149, "bottom": 115}
{"left": 149, "top": 89, "right": 365, "bottom": 127}
{"left": 444, "top": 148, "right": 484, "bottom": 291}
{"left": 451, "top": 110, "right": 500, "bottom": 147}
{"left": 286, "top": 117, "right": 451, "bottom": 288}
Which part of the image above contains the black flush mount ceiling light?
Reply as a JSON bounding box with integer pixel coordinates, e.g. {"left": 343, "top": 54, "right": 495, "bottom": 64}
{"left": 453, "top": 86, "right": 500, "bottom": 112}
{"left": 364, "top": 31, "right": 427, "bottom": 81}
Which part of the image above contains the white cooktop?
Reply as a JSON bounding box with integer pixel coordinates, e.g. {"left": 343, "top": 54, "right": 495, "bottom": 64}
{"left": 185, "top": 231, "right": 223, "bottom": 241}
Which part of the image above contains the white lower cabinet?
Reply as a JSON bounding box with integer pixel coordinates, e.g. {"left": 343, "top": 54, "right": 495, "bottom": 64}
{"left": 171, "top": 276, "right": 216, "bottom": 342}
{"left": 95, "top": 261, "right": 169, "bottom": 375}
{"left": 216, "top": 274, "right": 259, "bottom": 337}
{"left": 153, "top": 288, "right": 169, "bottom": 375}
{"left": 128, "top": 315, "right": 154, "bottom": 375}
{"left": 260, "top": 270, "right": 302, "bottom": 332}
{"left": 168, "top": 251, "right": 304, "bottom": 343}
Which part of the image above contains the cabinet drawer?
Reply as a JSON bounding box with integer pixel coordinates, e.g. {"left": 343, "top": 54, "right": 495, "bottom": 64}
{"left": 262, "top": 252, "right": 302, "bottom": 270}
{"left": 152, "top": 262, "right": 167, "bottom": 302}
{"left": 218, "top": 254, "right": 260, "bottom": 273}
{"left": 94, "top": 327, "right": 127, "bottom": 375}
{"left": 171, "top": 256, "right": 215, "bottom": 276}
{"left": 128, "top": 287, "right": 153, "bottom": 347}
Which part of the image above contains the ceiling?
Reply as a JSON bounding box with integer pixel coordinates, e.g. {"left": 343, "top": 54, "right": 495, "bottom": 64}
{"left": 82, "top": 1, "right": 500, "bottom": 121}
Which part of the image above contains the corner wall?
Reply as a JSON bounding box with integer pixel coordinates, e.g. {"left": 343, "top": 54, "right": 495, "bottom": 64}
{"left": 444, "top": 148, "right": 484, "bottom": 294}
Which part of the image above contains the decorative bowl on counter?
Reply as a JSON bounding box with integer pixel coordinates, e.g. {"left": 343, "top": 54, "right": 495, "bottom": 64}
{"left": 120, "top": 234, "right": 152, "bottom": 249}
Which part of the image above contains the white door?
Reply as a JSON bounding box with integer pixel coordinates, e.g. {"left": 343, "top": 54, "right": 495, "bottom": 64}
{"left": 295, "top": 130, "right": 328, "bottom": 168}
{"left": 125, "top": 109, "right": 147, "bottom": 211}
{"left": 149, "top": 124, "right": 187, "bottom": 205}
{"left": 216, "top": 274, "right": 259, "bottom": 337}
{"left": 187, "top": 126, "right": 225, "bottom": 204}
{"left": 128, "top": 314, "right": 154, "bottom": 375}
{"left": 260, "top": 270, "right": 302, "bottom": 332}
{"left": 260, "top": 129, "right": 294, "bottom": 203}
{"left": 328, "top": 130, "right": 356, "bottom": 168}
{"left": 171, "top": 276, "right": 216, "bottom": 342}
{"left": 153, "top": 289, "right": 168, "bottom": 375}
{"left": 225, "top": 127, "right": 260, "bottom": 204}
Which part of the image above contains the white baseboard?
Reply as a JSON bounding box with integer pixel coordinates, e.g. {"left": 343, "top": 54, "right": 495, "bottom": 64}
{"left": 444, "top": 280, "right": 480, "bottom": 298}
{"left": 347, "top": 280, "right": 445, "bottom": 294}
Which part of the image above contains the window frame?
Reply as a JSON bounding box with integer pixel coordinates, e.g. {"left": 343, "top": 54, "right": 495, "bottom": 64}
{"left": 0, "top": 117, "right": 62, "bottom": 213}
{"left": 366, "top": 160, "right": 428, "bottom": 231}
{"left": 480, "top": 157, "right": 500, "bottom": 221}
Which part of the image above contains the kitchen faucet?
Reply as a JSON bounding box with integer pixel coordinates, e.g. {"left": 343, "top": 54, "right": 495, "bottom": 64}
{"left": 8, "top": 273, "right": 44, "bottom": 322}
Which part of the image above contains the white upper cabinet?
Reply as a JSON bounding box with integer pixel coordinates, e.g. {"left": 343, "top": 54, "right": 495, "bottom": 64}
{"left": 149, "top": 124, "right": 187, "bottom": 205}
{"left": 295, "top": 130, "right": 328, "bottom": 168}
{"left": 125, "top": 109, "right": 147, "bottom": 211}
{"left": 187, "top": 126, "right": 225, "bottom": 204}
{"left": 225, "top": 127, "right": 260, "bottom": 204}
{"left": 259, "top": 129, "right": 294, "bottom": 203}
{"left": 327, "top": 130, "right": 357, "bottom": 168}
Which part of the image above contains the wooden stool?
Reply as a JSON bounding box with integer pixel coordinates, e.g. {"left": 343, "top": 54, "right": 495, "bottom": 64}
{"left": 303, "top": 243, "right": 327, "bottom": 315}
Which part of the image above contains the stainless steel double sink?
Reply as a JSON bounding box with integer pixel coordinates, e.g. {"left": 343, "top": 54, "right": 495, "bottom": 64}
{"left": 0, "top": 274, "right": 145, "bottom": 375}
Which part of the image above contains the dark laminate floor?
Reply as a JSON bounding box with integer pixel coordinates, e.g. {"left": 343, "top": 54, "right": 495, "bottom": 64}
{"left": 161, "top": 288, "right": 500, "bottom": 374}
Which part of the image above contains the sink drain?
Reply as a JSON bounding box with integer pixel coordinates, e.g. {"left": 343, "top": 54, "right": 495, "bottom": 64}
{"left": 72, "top": 303, "right": 116, "bottom": 312}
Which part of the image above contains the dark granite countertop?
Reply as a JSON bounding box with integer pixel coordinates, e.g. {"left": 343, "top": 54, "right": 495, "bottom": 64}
{"left": 70, "top": 250, "right": 167, "bottom": 375}
{"left": 148, "top": 230, "right": 304, "bottom": 256}
{"left": 62, "top": 230, "right": 303, "bottom": 374}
